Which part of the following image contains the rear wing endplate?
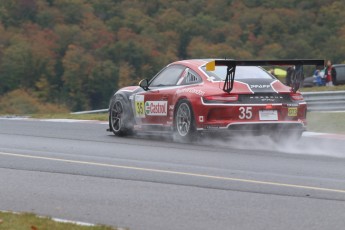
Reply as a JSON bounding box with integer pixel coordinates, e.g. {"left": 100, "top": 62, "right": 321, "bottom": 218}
{"left": 206, "top": 59, "right": 325, "bottom": 93}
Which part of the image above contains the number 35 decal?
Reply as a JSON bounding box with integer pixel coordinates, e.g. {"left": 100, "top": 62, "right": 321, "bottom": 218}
{"left": 135, "top": 95, "right": 145, "bottom": 118}
{"left": 239, "top": 107, "right": 252, "bottom": 119}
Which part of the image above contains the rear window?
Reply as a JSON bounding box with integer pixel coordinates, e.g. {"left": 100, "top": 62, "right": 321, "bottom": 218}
{"left": 202, "top": 66, "right": 275, "bottom": 81}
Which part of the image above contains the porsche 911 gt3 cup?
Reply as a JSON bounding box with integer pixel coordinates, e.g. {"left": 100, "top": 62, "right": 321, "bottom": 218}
{"left": 108, "top": 59, "right": 324, "bottom": 142}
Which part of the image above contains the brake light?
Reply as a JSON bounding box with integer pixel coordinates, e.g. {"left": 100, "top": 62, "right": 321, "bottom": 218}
{"left": 290, "top": 93, "right": 304, "bottom": 101}
{"left": 203, "top": 94, "right": 238, "bottom": 102}
{"left": 265, "top": 104, "right": 273, "bottom": 109}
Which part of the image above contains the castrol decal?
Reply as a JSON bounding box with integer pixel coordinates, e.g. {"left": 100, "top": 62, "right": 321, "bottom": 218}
{"left": 145, "top": 101, "right": 168, "bottom": 116}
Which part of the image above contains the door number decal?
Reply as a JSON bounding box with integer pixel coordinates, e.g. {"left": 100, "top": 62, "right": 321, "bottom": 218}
{"left": 239, "top": 107, "right": 253, "bottom": 119}
{"left": 135, "top": 95, "right": 145, "bottom": 118}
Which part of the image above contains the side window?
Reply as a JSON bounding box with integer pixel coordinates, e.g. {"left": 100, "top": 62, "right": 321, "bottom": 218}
{"left": 149, "top": 65, "right": 185, "bottom": 87}
{"left": 180, "top": 69, "right": 202, "bottom": 85}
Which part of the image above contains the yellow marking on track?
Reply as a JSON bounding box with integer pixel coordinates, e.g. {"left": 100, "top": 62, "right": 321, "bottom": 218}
{"left": 1, "top": 151, "right": 345, "bottom": 194}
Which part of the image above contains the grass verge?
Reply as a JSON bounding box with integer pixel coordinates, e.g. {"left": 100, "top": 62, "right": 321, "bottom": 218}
{"left": 307, "top": 111, "right": 345, "bottom": 134}
{"left": 30, "top": 113, "right": 108, "bottom": 121}
{"left": 0, "top": 211, "right": 121, "bottom": 230}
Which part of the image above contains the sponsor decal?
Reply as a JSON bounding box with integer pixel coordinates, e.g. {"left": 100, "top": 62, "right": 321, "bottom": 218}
{"left": 199, "top": 116, "right": 204, "bottom": 122}
{"left": 259, "top": 110, "right": 278, "bottom": 121}
{"left": 285, "top": 103, "right": 299, "bottom": 107}
{"left": 250, "top": 85, "right": 271, "bottom": 89}
{"left": 176, "top": 88, "right": 205, "bottom": 96}
{"left": 261, "top": 99, "right": 276, "bottom": 102}
{"left": 250, "top": 95, "right": 283, "bottom": 99}
{"left": 288, "top": 107, "right": 298, "bottom": 116}
{"left": 135, "top": 95, "right": 145, "bottom": 118}
{"left": 169, "top": 105, "right": 175, "bottom": 110}
{"left": 145, "top": 101, "right": 168, "bottom": 116}
{"left": 249, "top": 95, "right": 283, "bottom": 102}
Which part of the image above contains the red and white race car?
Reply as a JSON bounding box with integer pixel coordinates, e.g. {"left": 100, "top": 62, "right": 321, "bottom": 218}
{"left": 108, "top": 59, "right": 323, "bottom": 142}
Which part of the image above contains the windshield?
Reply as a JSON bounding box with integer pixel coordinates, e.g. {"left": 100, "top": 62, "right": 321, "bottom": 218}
{"left": 202, "top": 66, "right": 275, "bottom": 81}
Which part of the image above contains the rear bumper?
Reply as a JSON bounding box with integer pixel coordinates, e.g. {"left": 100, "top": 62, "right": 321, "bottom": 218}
{"left": 197, "top": 121, "right": 305, "bottom": 135}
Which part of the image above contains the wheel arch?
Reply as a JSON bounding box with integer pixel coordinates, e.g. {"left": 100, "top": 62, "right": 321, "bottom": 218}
{"left": 110, "top": 91, "right": 131, "bottom": 105}
{"left": 173, "top": 95, "right": 203, "bottom": 129}
{"left": 108, "top": 91, "right": 134, "bottom": 131}
{"left": 173, "top": 96, "right": 190, "bottom": 120}
{"left": 173, "top": 97, "right": 196, "bottom": 128}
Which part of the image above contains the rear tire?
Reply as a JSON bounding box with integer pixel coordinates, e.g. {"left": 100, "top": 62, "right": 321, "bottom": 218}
{"left": 109, "top": 95, "right": 134, "bottom": 136}
{"left": 173, "top": 99, "right": 196, "bottom": 142}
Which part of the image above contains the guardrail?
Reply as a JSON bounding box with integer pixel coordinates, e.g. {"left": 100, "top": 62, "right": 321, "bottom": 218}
{"left": 71, "top": 109, "right": 108, "bottom": 115}
{"left": 302, "top": 91, "right": 345, "bottom": 111}
{"left": 70, "top": 91, "right": 345, "bottom": 114}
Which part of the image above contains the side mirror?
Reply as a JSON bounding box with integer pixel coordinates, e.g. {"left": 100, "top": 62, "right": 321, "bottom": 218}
{"left": 139, "top": 79, "right": 149, "bottom": 91}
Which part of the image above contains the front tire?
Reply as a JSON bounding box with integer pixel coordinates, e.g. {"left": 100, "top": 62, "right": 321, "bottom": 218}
{"left": 109, "top": 96, "right": 133, "bottom": 136}
{"left": 173, "top": 99, "right": 196, "bottom": 142}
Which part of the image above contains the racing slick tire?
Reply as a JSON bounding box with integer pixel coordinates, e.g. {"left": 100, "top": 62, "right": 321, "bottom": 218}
{"left": 109, "top": 95, "right": 134, "bottom": 136}
{"left": 173, "top": 99, "right": 197, "bottom": 142}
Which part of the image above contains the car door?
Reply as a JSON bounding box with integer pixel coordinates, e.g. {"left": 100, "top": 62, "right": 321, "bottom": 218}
{"left": 133, "top": 65, "right": 186, "bottom": 126}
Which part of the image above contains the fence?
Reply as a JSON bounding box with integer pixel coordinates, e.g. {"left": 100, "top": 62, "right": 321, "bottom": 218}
{"left": 71, "top": 109, "right": 108, "bottom": 115}
{"left": 302, "top": 91, "right": 345, "bottom": 111}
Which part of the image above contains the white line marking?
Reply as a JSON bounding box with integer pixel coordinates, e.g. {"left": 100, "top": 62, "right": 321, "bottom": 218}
{"left": 1, "top": 151, "right": 345, "bottom": 194}
{"left": 0, "top": 210, "right": 96, "bottom": 227}
{"left": 51, "top": 218, "right": 95, "bottom": 226}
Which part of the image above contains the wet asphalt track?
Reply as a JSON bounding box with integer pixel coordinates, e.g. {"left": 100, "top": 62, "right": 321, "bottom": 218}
{"left": 0, "top": 118, "right": 345, "bottom": 230}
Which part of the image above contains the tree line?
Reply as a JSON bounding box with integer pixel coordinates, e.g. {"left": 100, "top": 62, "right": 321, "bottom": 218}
{"left": 0, "top": 0, "right": 344, "bottom": 111}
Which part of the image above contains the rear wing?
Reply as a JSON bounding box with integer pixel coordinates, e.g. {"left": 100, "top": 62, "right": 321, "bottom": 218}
{"left": 205, "top": 59, "right": 325, "bottom": 93}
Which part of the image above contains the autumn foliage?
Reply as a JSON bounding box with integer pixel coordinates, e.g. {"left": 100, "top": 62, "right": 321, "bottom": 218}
{"left": 0, "top": 0, "right": 344, "bottom": 111}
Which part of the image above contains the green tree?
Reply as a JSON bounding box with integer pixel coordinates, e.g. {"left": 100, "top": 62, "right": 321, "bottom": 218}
{"left": 0, "top": 24, "right": 56, "bottom": 95}
{"left": 62, "top": 44, "right": 96, "bottom": 110}
{"left": 2, "top": 0, "right": 345, "bottom": 112}
{"left": 88, "top": 60, "right": 118, "bottom": 109}
{"left": 54, "top": 0, "right": 90, "bottom": 24}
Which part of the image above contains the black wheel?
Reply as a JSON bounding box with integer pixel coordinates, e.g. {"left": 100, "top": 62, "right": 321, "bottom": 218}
{"left": 109, "top": 96, "right": 133, "bottom": 136}
{"left": 173, "top": 99, "right": 196, "bottom": 142}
